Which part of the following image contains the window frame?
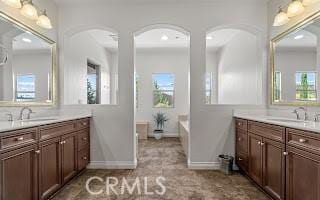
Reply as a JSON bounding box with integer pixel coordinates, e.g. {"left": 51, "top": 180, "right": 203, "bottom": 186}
{"left": 15, "top": 73, "right": 36, "bottom": 102}
{"left": 152, "top": 73, "right": 175, "bottom": 108}
{"left": 295, "top": 71, "right": 317, "bottom": 102}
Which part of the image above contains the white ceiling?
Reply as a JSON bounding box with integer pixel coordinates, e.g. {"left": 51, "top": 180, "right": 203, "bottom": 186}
{"left": 13, "top": 32, "right": 51, "bottom": 51}
{"left": 276, "top": 29, "right": 317, "bottom": 50}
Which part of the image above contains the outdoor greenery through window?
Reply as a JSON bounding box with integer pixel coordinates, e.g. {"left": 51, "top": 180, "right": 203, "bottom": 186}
{"left": 205, "top": 72, "right": 212, "bottom": 104}
{"left": 296, "top": 72, "right": 317, "bottom": 101}
{"left": 153, "top": 73, "right": 174, "bottom": 108}
{"left": 16, "top": 74, "right": 35, "bottom": 101}
{"left": 274, "top": 71, "right": 281, "bottom": 102}
{"left": 87, "top": 62, "right": 100, "bottom": 104}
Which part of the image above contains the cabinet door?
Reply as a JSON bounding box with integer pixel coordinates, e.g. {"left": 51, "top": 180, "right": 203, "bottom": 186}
{"left": 286, "top": 146, "right": 320, "bottom": 200}
{"left": 39, "top": 137, "right": 62, "bottom": 200}
{"left": 262, "top": 138, "right": 285, "bottom": 200}
{"left": 61, "top": 132, "right": 77, "bottom": 183}
{"left": 236, "top": 129, "right": 248, "bottom": 154}
{"left": 248, "top": 133, "right": 263, "bottom": 185}
{"left": 0, "top": 145, "right": 38, "bottom": 200}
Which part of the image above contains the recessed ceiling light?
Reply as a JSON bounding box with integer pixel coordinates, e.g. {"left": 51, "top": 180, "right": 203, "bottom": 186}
{"left": 206, "top": 36, "right": 213, "bottom": 40}
{"left": 294, "top": 35, "right": 304, "bottom": 40}
{"left": 161, "top": 35, "right": 169, "bottom": 41}
{"left": 22, "top": 38, "right": 32, "bottom": 43}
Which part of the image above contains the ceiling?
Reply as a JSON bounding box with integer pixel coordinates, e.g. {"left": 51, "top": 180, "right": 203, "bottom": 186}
{"left": 13, "top": 32, "right": 51, "bottom": 51}
{"left": 276, "top": 29, "right": 317, "bottom": 50}
{"left": 206, "top": 29, "right": 241, "bottom": 51}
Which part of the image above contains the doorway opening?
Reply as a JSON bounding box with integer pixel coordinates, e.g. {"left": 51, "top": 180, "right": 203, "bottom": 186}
{"left": 134, "top": 25, "right": 190, "bottom": 167}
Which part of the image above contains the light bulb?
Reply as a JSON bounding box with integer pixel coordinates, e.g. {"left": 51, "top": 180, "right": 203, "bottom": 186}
{"left": 302, "top": 0, "right": 320, "bottom": 6}
{"left": 1, "top": 0, "right": 21, "bottom": 8}
{"left": 20, "top": 0, "right": 38, "bottom": 20}
{"left": 287, "top": 0, "right": 305, "bottom": 18}
{"left": 273, "top": 8, "right": 290, "bottom": 26}
{"left": 36, "top": 10, "right": 52, "bottom": 29}
{"left": 161, "top": 35, "right": 168, "bottom": 41}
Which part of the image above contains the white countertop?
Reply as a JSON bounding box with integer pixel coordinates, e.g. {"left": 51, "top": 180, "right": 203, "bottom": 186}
{"left": 0, "top": 113, "right": 92, "bottom": 133}
{"left": 234, "top": 113, "right": 320, "bottom": 134}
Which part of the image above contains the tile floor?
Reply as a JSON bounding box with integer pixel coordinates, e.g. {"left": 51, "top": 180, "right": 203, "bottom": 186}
{"left": 53, "top": 138, "right": 270, "bottom": 200}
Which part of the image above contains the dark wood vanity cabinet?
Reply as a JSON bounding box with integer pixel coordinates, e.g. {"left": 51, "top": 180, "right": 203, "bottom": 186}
{"left": 236, "top": 118, "right": 286, "bottom": 200}
{"left": 0, "top": 118, "right": 90, "bottom": 200}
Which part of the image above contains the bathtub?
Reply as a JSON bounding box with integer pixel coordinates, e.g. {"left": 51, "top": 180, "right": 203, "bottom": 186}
{"left": 178, "top": 115, "right": 189, "bottom": 157}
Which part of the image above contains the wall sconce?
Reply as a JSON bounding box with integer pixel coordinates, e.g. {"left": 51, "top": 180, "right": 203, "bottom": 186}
{"left": 302, "top": 0, "right": 320, "bottom": 6}
{"left": 20, "top": 0, "right": 38, "bottom": 20}
{"left": 37, "top": 10, "right": 52, "bottom": 29}
{"left": 287, "top": 0, "right": 305, "bottom": 17}
{"left": 273, "top": 7, "right": 290, "bottom": 26}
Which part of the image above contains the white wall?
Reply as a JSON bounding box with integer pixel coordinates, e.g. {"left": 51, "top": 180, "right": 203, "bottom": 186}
{"left": 59, "top": 0, "right": 268, "bottom": 169}
{"left": 135, "top": 48, "right": 189, "bottom": 136}
{"left": 275, "top": 49, "right": 317, "bottom": 101}
{"left": 217, "top": 31, "right": 260, "bottom": 104}
{"left": 64, "top": 31, "right": 116, "bottom": 105}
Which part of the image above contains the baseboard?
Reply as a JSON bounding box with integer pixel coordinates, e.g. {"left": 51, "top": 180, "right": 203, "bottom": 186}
{"left": 88, "top": 160, "right": 137, "bottom": 169}
{"left": 188, "top": 161, "right": 220, "bottom": 170}
{"left": 147, "top": 132, "right": 179, "bottom": 138}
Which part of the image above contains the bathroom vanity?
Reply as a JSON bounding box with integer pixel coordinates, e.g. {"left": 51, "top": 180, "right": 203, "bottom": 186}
{"left": 235, "top": 116, "right": 320, "bottom": 200}
{"left": 0, "top": 116, "right": 91, "bottom": 200}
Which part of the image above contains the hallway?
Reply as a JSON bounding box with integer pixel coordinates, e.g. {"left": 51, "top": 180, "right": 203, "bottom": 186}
{"left": 53, "top": 138, "right": 269, "bottom": 199}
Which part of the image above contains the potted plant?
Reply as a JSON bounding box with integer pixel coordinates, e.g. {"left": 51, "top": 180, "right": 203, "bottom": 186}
{"left": 153, "top": 112, "right": 168, "bottom": 140}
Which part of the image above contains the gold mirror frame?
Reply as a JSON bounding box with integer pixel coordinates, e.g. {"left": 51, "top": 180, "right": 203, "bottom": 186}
{"left": 0, "top": 11, "right": 57, "bottom": 107}
{"left": 270, "top": 11, "right": 320, "bottom": 106}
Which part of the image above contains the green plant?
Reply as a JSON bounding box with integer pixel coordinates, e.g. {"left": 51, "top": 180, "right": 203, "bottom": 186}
{"left": 300, "top": 73, "right": 308, "bottom": 100}
{"left": 87, "top": 79, "right": 96, "bottom": 104}
{"left": 153, "top": 112, "right": 169, "bottom": 130}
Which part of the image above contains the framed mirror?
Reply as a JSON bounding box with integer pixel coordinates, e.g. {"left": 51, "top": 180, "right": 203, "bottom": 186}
{"left": 271, "top": 12, "right": 320, "bottom": 106}
{"left": 0, "top": 12, "right": 56, "bottom": 106}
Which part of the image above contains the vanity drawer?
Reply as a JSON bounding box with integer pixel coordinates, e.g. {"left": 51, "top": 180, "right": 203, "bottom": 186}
{"left": 248, "top": 121, "right": 285, "bottom": 143}
{"left": 78, "top": 146, "right": 89, "bottom": 171}
{"left": 77, "top": 118, "right": 90, "bottom": 130}
{"left": 236, "top": 152, "right": 248, "bottom": 173}
{"left": 287, "top": 128, "right": 320, "bottom": 155}
{"left": 1, "top": 128, "right": 37, "bottom": 150}
{"left": 235, "top": 118, "right": 248, "bottom": 131}
{"left": 78, "top": 130, "right": 89, "bottom": 151}
{"left": 39, "top": 121, "right": 76, "bottom": 141}
{"left": 236, "top": 129, "right": 248, "bottom": 154}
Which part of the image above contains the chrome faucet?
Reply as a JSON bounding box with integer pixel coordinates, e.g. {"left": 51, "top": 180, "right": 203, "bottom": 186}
{"left": 19, "top": 107, "right": 34, "bottom": 120}
{"left": 292, "top": 107, "right": 308, "bottom": 121}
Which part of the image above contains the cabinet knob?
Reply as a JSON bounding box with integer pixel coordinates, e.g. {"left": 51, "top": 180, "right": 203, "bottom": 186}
{"left": 82, "top": 122, "right": 87, "bottom": 126}
{"left": 238, "top": 158, "right": 243, "bottom": 161}
{"left": 16, "top": 137, "right": 24, "bottom": 141}
{"left": 283, "top": 152, "right": 288, "bottom": 156}
{"left": 82, "top": 156, "right": 87, "bottom": 160}
{"left": 60, "top": 141, "right": 66, "bottom": 145}
{"left": 238, "top": 122, "right": 242, "bottom": 126}
{"left": 258, "top": 141, "right": 261, "bottom": 145}
{"left": 35, "top": 150, "right": 40, "bottom": 154}
{"left": 82, "top": 137, "right": 87, "bottom": 141}
{"left": 260, "top": 142, "right": 265, "bottom": 146}
{"left": 238, "top": 137, "right": 241, "bottom": 141}
{"left": 298, "top": 138, "right": 307, "bottom": 143}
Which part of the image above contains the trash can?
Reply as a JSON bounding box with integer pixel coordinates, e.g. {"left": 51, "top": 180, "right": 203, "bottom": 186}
{"left": 219, "top": 155, "right": 234, "bottom": 175}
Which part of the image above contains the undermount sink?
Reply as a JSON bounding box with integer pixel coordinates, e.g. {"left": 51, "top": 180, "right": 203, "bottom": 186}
{"left": 22, "top": 118, "right": 58, "bottom": 122}
{"left": 267, "top": 118, "right": 309, "bottom": 123}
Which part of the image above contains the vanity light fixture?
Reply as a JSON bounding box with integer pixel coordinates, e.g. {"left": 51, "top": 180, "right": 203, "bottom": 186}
{"left": 20, "top": 0, "right": 38, "bottom": 20}
{"left": 302, "top": 0, "right": 320, "bottom": 6}
{"left": 273, "top": 7, "right": 290, "bottom": 27}
{"left": 1, "top": 0, "right": 21, "bottom": 9}
{"left": 161, "top": 35, "right": 169, "bottom": 41}
{"left": 287, "top": 0, "right": 305, "bottom": 17}
{"left": 294, "top": 34, "right": 304, "bottom": 39}
{"left": 36, "top": 10, "right": 52, "bottom": 29}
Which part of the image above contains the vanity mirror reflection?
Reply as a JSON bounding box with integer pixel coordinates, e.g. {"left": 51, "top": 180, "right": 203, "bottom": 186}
{"left": 0, "top": 12, "right": 56, "bottom": 106}
{"left": 271, "top": 12, "right": 320, "bottom": 105}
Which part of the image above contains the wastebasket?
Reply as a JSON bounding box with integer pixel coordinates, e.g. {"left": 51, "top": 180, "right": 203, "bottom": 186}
{"left": 219, "top": 155, "right": 234, "bottom": 175}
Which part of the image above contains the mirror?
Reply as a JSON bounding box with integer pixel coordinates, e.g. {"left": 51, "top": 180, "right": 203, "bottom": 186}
{"left": 64, "top": 29, "right": 118, "bottom": 105}
{"left": 271, "top": 14, "right": 320, "bottom": 105}
{"left": 0, "top": 12, "right": 56, "bottom": 106}
{"left": 205, "top": 28, "right": 261, "bottom": 104}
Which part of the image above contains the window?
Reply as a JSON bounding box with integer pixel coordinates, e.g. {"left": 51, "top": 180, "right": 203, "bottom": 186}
{"left": 205, "top": 72, "right": 212, "bottom": 104}
{"left": 16, "top": 74, "right": 35, "bottom": 101}
{"left": 153, "top": 73, "right": 174, "bottom": 108}
{"left": 296, "top": 72, "right": 317, "bottom": 101}
{"left": 87, "top": 62, "right": 100, "bottom": 104}
{"left": 274, "top": 71, "right": 281, "bottom": 102}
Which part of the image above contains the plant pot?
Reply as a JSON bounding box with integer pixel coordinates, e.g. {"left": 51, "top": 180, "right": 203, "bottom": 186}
{"left": 154, "top": 129, "right": 163, "bottom": 140}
